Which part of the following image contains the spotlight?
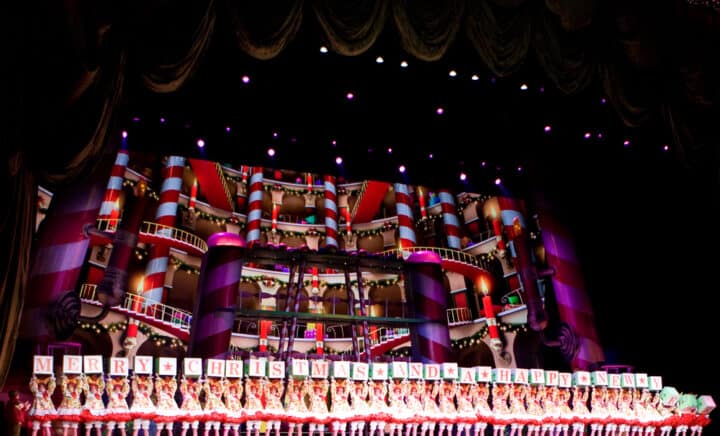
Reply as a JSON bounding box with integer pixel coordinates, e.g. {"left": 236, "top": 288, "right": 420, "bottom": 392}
{"left": 449, "top": 70, "right": 457, "bottom": 77}
{"left": 623, "top": 140, "right": 631, "bottom": 147}
{"left": 197, "top": 139, "right": 205, "bottom": 148}
{"left": 376, "top": 56, "right": 384, "bottom": 64}
{"left": 320, "top": 46, "right": 329, "bottom": 54}
{"left": 241, "top": 75, "right": 250, "bottom": 84}
{"left": 387, "top": 147, "right": 393, "bottom": 154}
{"left": 400, "top": 61, "right": 408, "bottom": 68}
{"left": 346, "top": 92, "right": 355, "bottom": 100}
{"left": 399, "top": 165, "right": 406, "bottom": 173}
{"left": 544, "top": 125, "right": 552, "bottom": 133}
{"left": 520, "top": 83, "right": 528, "bottom": 91}
{"left": 225, "top": 126, "right": 231, "bottom": 132}
{"left": 494, "top": 178, "right": 502, "bottom": 185}
{"left": 584, "top": 132, "right": 591, "bottom": 139}
{"left": 160, "top": 117, "right": 166, "bottom": 124}
{"left": 428, "top": 153, "right": 434, "bottom": 159}
{"left": 663, "top": 144, "right": 669, "bottom": 151}
{"left": 460, "top": 172, "right": 467, "bottom": 181}
{"left": 267, "top": 148, "right": 276, "bottom": 157}
{"left": 121, "top": 130, "right": 128, "bottom": 139}
{"left": 436, "top": 107, "right": 444, "bottom": 115}
{"left": 335, "top": 156, "right": 343, "bottom": 165}
{"left": 471, "top": 74, "right": 479, "bottom": 81}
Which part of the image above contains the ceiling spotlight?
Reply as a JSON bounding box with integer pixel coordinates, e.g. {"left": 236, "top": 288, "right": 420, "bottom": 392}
{"left": 346, "top": 92, "right": 355, "bottom": 100}
{"left": 471, "top": 74, "right": 479, "bottom": 81}
{"left": 584, "top": 132, "right": 591, "bottom": 139}
{"left": 225, "top": 126, "right": 231, "bottom": 132}
{"left": 132, "top": 116, "right": 140, "bottom": 122}
{"left": 663, "top": 144, "right": 669, "bottom": 151}
{"left": 517, "top": 166, "right": 523, "bottom": 172}
{"left": 331, "top": 140, "right": 337, "bottom": 146}
{"left": 197, "top": 139, "right": 205, "bottom": 148}
{"left": 267, "top": 148, "right": 275, "bottom": 157}
{"left": 320, "top": 46, "right": 329, "bottom": 54}
{"left": 428, "top": 153, "right": 434, "bottom": 159}
{"left": 544, "top": 125, "right": 552, "bottom": 133}
{"left": 459, "top": 172, "right": 467, "bottom": 181}
{"left": 241, "top": 75, "right": 250, "bottom": 84}
{"left": 399, "top": 165, "right": 406, "bottom": 173}
{"left": 121, "top": 130, "right": 128, "bottom": 139}
{"left": 494, "top": 177, "right": 502, "bottom": 185}
{"left": 400, "top": 60, "right": 408, "bottom": 68}
{"left": 335, "top": 156, "right": 343, "bottom": 165}
{"left": 481, "top": 161, "right": 487, "bottom": 167}
{"left": 520, "top": 83, "right": 528, "bottom": 91}
{"left": 449, "top": 70, "right": 457, "bottom": 77}
{"left": 436, "top": 107, "right": 444, "bottom": 115}
{"left": 597, "top": 132, "right": 603, "bottom": 139}
{"left": 376, "top": 56, "right": 384, "bottom": 64}
{"left": 273, "top": 132, "right": 278, "bottom": 138}
{"left": 159, "top": 117, "right": 166, "bottom": 124}
{"left": 623, "top": 140, "right": 631, "bottom": 147}
{"left": 601, "top": 98, "right": 607, "bottom": 105}
{"left": 387, "top": 147, "right": 393, "bottom": 154}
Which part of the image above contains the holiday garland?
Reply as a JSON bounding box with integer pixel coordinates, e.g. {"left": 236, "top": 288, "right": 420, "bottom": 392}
{"left": 451, "top": 322, "right": 527, "bottom": 350}
{"left": 79, "top": 321, "right": 186, "bottom": 349}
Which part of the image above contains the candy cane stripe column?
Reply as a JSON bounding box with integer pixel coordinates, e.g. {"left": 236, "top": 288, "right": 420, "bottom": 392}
{"left": 98, "top": 149, "right": 129, "bottom": 220}
{"left": 498, "top": 197, "right": 547, "bottom": 331}
{"left": 394, "top": 183, "right": 416, "bottom": 249}
{"left": 439, "top": 189, "right": 462, "bottom": 249}
{"left": 188, "top": 233, "right": 245, "bottom": 359}
{"left": 142, "top": 156, "right": 185, "bottom": 304}
{"left": 245, "top": 167, "right": 264, "bottom": 246}
{"left": 21, "top": 167, "right": 107, "bottom": 342}
{"left": 324, "top": 175, "right": 338, "bottom": 249}
{"left": 406, "top": 251, "right": 451, "bottom": 363}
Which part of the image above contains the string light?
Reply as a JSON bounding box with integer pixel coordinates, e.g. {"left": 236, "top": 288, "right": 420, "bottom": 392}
{"left": 319, "top": 46, "right": 328, "bottom": 54}
{"left": 241, "top": 75, "right": 250, "bottom": 84}
{"left": 375, "top": 56, "right": 384, "bottom": 64}
{"left": 400, "top": 60, "right": 408, "bottom": 68}
{"left": 449, "top": 70, "right": 457, "bottom": 77}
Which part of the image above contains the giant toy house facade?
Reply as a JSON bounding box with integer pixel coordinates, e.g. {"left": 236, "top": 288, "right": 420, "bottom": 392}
{"left": 10, "top": 149, "right": 714, "bottom": 435}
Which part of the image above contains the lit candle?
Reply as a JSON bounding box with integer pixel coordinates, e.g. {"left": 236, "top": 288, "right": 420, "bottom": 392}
{"left": 189, "top": 179, "right": 198, "bottom": 210}
{"left": 417, "top": 187, "right": 427, "bottom": 218}
{"left": 480, "top": 277, "right": 502, "bottom": 350}
{"left": 344, "top": 207, "right": 352, "bottom": 234}
{"left": 306, "top": 173, "right": 313, "bottom": 191}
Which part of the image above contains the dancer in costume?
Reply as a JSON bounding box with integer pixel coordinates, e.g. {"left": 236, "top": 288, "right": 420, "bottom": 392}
{"left": 154, "top": 374, "right": 180, "bottom": 435}
{"left": 571, "top": 386, "right": 590, "bottom": 436}
{"left": 437, "top": 379, "right": 458, "bottom": 436}
{"left": 203, "top": 376, "right": 228, "bottom": 436}
{"left": 306, "top": 378, "right": 330, "bottom": 436}
{"left": 473, "top": 382, "right": 492, "bottom": 436}
{"left": 508, "top": 384, "right": 528, "bottom": 436}
{"left": 285, "top": 377, "right": 309, "bottom": 436}
{"left": 541, "top": 386, "right": 558, "bottom": 436}
{"left": 368, "top": 379, "right": 389, "bottom": 436}
{"left": 106, "top": 374, "right": 131, "bottom": 436}
{"left": 129, "top": 374, "right": 154, "bottom": 436}
{"left": 556, "top": 385, "right": 572, "bottom": 436}
{"left": 404, "top": 380, "right": 424, "bottom": 436}
{"left": 179, "top": 375, "right": 204, "bottom": 436}
{"left": 455, "top": 382, "right": 476, "bottom": 436}
{"left": 656, "top": 394, "right": 675, "bottom": 436}
{"left": 491, "top": 383, "right": 510, "bottom": 436}
{"left": 420, "top": 380, "right": 440, "bottom": 436}
{"left": 264, "top": 378, "right": 285, "bottom": 436}
{"left": 605, "top": 388, "right": 619, "bottom": 436}
{"left": 632, "top": 389, "right": 650, "bottom": 436}
{"left": 244, "top": 377, "right": 264, "bottom": 436}
{"left": 525, "top": 384, "right": 544, "bottom": 436}
{"left": 222, "top": 376, "right": 244, "bottom": 436}
{"left": 617, "top": 388, "right": 634, "bottom": 436}
{"left": 386, "top": 379, "right": 408, "bottom": 436}
{"left": 57, "top": 373, "right": 83, "bottom": 436}
{"left": 349, "top": 380, "right": 369, "bottom": 436}
{"left": 330, "top": 378, "right": 352, "bottom": 436}
{"left": 28, "top": 374, "right": 56, "bottom": 436}
{"left": 80, "top": 373, "right": 106, "bottom": 436}
{"left": 589, "top": 386, "right": 608, "bottom": 436}
{"left": 690, "top": 397, "right": 712, "bottom": 436}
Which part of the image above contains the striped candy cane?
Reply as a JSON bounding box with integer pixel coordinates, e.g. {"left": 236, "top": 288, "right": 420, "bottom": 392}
{"left": 21, "top": 172, "right": 106, "bottom": 342}
{"left": 498, "top": 197, "right": 547, "bottom": 331}
{"left": 142, "top": 156, "right": 185, "bottom": 304}
{"left": 235, "top": 165, "right": 250, "bottom": 212}
{"left": 188, "top": 233, "right": 245, "bottom": 359}
{"left": 407, "top": 251, "right": 452, "bottom": 363}
{"left": 438, "top": 189, "right": 462, "bottom": 249}
{"left": 245, "top": 167, "right": 264, "bottom": 246}
{"left": 98, "top": 149, "right": 129, "bottom": 220}
{"left": 324, "top": 175, "right": 338, "bottom": 249}
{"left": 537, "top": 208, "right": 605, "bottom": 370}
{"left": 394, "top": 183, "right": 416, "bottom": 249}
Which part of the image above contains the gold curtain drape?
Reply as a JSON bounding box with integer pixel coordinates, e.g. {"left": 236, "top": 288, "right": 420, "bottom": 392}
{"left": 2, "top": 0, "right": 715, "bottom": 388}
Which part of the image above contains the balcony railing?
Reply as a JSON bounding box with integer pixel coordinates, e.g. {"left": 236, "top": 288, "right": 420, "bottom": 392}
{"left": 79, "top": 283, "right": 193, "bottom": 332}
{"left": 357, "top": 327, "right": 411, "bottom": 353}
{"left": 446, "top": 307, "right": 473, "bottom": 326}
{"left": 94, "top": 219, "right": 208, "bottom": 253}
{"left": 381, "top": 246, "right": 490, "bottom": 270}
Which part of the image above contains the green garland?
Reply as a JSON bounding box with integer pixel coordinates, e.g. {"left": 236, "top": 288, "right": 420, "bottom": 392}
{"left": 239, "top": 275, "right": 401, "bottom": 289}
{"left": 179, "top": 204, "right": 244, "bottom": 227}
{"left": 78, "top": 321, "right": 186, "bottom": 349}
{"left": 121, "top": 179, "right": 159, "bottom": 201}
{"left": 385, "top": 346, "right": 412, "bottom": 358}
{"left": 451, "top": 322, "right": 528, "bottom": 350}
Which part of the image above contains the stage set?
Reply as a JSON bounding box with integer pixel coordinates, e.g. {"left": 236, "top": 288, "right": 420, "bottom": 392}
{"left": 6, "top": 150, "right": 715, "bottom": 435}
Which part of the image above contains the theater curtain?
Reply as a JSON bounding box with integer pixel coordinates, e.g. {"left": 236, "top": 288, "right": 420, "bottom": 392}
{"left": 1, "top": 0, "right": 716, "bottom": 388}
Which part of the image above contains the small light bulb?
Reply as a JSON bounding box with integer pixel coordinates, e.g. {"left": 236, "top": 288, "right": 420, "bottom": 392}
{"left": 400, "top": 60, "right": 408, "bottom": 68}
{"left": 376, "top": 56, "right": 384, "bottom": 64}
{"left": 320, "top": 46, "right": 328, "bottom": 54}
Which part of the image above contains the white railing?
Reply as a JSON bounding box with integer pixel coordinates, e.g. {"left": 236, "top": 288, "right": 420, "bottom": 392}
{"left": 446, "top": 307, "right": 473, "bottom": 326}
{"left": 79, "top": 284, "right": 193, "bottom": 332}
{"left": 357, "top": 327, "right": 410, "bottom": 353}
{"left": 381, "top": 246, "right": 490, "bottom": 270}
{"left": 94, "top": 219, "right": 208, "bottom": 253}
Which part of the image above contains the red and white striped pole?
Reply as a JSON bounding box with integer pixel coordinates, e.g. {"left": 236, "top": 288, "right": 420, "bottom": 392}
{"left": 438, "top": 189, "right": 462, "bottom": 249}
{"left": 306, "top": 173, "right": 313, "bottom": 192}
{"left": 311, "top": 267, "right": 324, "bottom": 355}
{"left": 142, "top": 156, "right": 185, "bottom": 305}
{"left": 245, "top": 167, "right": 264, "bottom": 246}
{"left": 323, "top": 175, "right": 338, "bottom": 249}
{"left": 394, "top": 183, "right": 416, "bottom": 249}
{"left": 98, "top": 149, "right": 129, "bottom": 222}
{"left": 498, "top": 197, "right": 547, "bottom": 331}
